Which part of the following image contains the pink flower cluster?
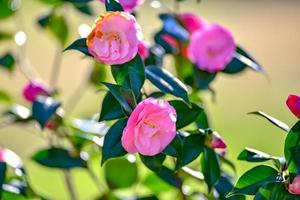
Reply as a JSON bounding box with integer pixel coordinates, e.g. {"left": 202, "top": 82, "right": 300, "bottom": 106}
{"left": 22, "top": 80, "right": 51, "bottom": 102}
{"left": 87, "top": 12, "right": 142, "bottom": 65}
{"left": 289, "top": 175, "right": 300, "bottom": 195}
{"left": 178, "top": 13, "right": 236, "bottom": 73}
{"left": 121, "top": 98, "right": 177, "bottom": 156}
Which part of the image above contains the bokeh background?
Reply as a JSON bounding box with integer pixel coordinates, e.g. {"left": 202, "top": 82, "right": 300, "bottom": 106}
{"left": 1, "top": 0, "right": 300, "bottom": 199}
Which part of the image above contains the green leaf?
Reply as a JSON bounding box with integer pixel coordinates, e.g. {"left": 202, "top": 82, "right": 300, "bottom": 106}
{"left": 63, "top": 38, "right": 91, "bottom": 56}
{"left": 238, "top": 148, "right": 272, "bottom": 163}
{"left": 0, "top": 162, "right": 6, "bottom": 196}
{"left": 111, "top": 55, "right": 145, "bottom": 100}
{"left": 196, "top": 110, "right": 210, "bottom": 129}
{"left": 0, "top": 31, "right": 12, "bottom": 41}
{"left": 99, "top": 92, "right": 126, "bottom": 122}
{"left": 32, "top": 96, "right": 61, "bottom": 128}
{"left": 0, "top": 89, "right": 12, "bottom": 104}
{"left": 73, "top": 3, "right": 93, "bottom": 16}
{"left": 249, "top": 111, "right": 290, "bottom": 132}
{"left": 175, "top": 134, "right": 204, "bottom": 169}
{"left": 140, "top": 154, "right": 166, "bottom": 171}
{"left": 228, "top": 165, "right": 279, "bottom": 197}
{"left": 0, "top": 0, "right": 15, "bottom": 19}
{"left": 156, "top": 166, "right": 180, "bottom": 188}
{"left": 201, "top": 147, "right": 220, "bottom": 190}
{"left": 284, "top": 121, "right": 300, "bottom": 174}
{"left": 145, "top": 65, "right": 190, "bottom": 104}
{"left": 38, "top": 13, "right": 69, "bottom": 45}
{"left": 194, "top": 68, "right": 217, "bottom": 90}
{"left": 169, "top": 100, "right": 204, "bottom": 129}
{"left": 105, "top": 0, "right": 124, "bottom": 11}
{"left": 215, "top": 175, "right": 245, "bottom": 200}
{"left": 0, "top": 53, "right": 15, "bottom": 71}
{"left": 104, "top": 158, "right": 138, "bottom": 189}
{"left": 101, "top": 119, "right": 128, "bottom": 164}
{"left": 32, "top": 147, "right": 86, "bottom": 169}
{"left": 102, "top": 82, "right": 136, "bottom": 115}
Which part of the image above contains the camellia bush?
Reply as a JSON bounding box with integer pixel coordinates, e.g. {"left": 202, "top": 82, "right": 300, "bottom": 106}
{"left": 1, "top": 0, "right": 297, "bottom": 199}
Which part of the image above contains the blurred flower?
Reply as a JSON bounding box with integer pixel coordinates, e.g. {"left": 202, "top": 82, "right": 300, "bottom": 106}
{"left": 178, "top": 13, "right": 207, "bottom": 34}
{"left": 286, "top": 95, "right": 300, "bottom": 118}
{"left": 211, "top": 132, "right": 227, "bottom": 149}
{"left": 188, "top": 24, "right": 235, "bottom": 73}
{"left": 87, "top": 12, "right": 142, "bottom": 65}
{"left": 22, "top": 80, "right": 50, "bottom": 102}
{"left": 121, "top": 98, "right": 177, "bottom": 156}
{"left": 289, "top": 176, "right": 300, "bottom": 194}
{"left": 138, "top": 41, "right": 149, "bottom": 60}
{"left": 99, "top": 0, "right": 145, "bottom": 12}
{"left": 0, "top": 148, "right": 23, "bottom": 168}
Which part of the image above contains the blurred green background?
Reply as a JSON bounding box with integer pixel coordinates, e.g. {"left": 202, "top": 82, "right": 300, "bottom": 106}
{"left": 1, "top": 0, "right": 300, "bottom": 199}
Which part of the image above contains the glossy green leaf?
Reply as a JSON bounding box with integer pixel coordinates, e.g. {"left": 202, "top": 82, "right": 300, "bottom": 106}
{"left": 0, "top": 90, "right": 12, "bottom": 104}
{"left": 32, "top": 147, "right": 86, "bottom": 169}
{"left": 0, "top": 0, "right": 15, "bottom": 19}
{"left": 228, "top": 165, "right": 279, "bottom": 197}
{"left": 102, "top": 82, "right": 136, "bottom": 115}
{"left": 249, "top": 111, "right": 290, "bottom": 132}
{"left": 101, "top": 119, "right": 128, "bottom": 164}
{"left": 111, "top": 55, "right": 145, "bottom": 100}
{"left": 169, "top": 100, "right": 204, "bottom": 129}
{"left": 32, "top": 96, "right": 61, "bottom": 128}
{"left": 238, "top": 148, "right": 271, "bottom": 163}
{"left": 104, "top": 158, "right": 138, "bottom": 189}
{"left": 145, "top": 65, "right": 190, "bottom": 104}
{"left": 64, "top": 38, "right": 91, "bottom": 56}
{"left": 73, "top": 3, "right": 93, "bottom": 15}
{"left": 194, "top": 68, "right": 217, "bottom": 90}
{"left": 175, "top": 134, "right": 204, "bottom": 169}
{"left": 0, "top": 53, "right": 15, "bottom": 71}
{"left": 0, "top": 162, "right": 6, "bottom": 196}
{"left": 284, "top": 121, "right": 300, "bottom": 174}
{"left": 140, "top": 154, "right": 166, "bottom": 171}
{"left": 143, "top": 173, "right": 172, "bottom": 194}
{"left": 144, "top": 45, "right": 165, "bottom": 67}
{"left": 99, "top": 92, "right": 126, "bottom": 122}
{"left": 196, "top": 110, "right": 210, "bottom": 129}
{"left": 215, "top": 175, "right": 245, "bottom": 200}
{"left": 156, "top": 166, "right": 180, "bottom": 188}
{"left": 105, "top": 0, "right": 124, "bottom": 11}
{"left": 201, "top": 147, "right": 220, "bottom": 190}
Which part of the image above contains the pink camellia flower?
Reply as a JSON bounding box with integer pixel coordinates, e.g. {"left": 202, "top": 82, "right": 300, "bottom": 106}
{"left": 188, "top": 24, "right": 235, "bottom": 73}
{"left": 286, "top": 95, "right": 300, "bottom": 118}
{"left": 22, "top": 80, "right": 50, "bottom": 102}
{"left": 99, "top": 0, "right": 145, "bottom": 12}
{"left": 289, "top": 176, "right": 300, "bottom": 195}
{"left": 87, "top": 12, "right": 142, "bottom": 65}
{"left": 121, "top": 98, "right": 177, "bottom": 156}
{"left": 138, "top": 41, "right": 149, "bottom": 60}
{"left": 211, "top": 132, "right": 227, "bottom": 149}
{"left": 178, "top": 13, "right": 207, "bottom": 34}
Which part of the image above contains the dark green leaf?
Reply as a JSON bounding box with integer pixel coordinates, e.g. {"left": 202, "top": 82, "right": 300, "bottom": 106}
{"left": 63, "top": 38, "right": 91, "bottom": 56}
{"left": 145, "top": 65, "right": 190, "bottom": 104}
{"left": 144, "top": 45, "right": 165, "bottom": 67}
{"left": 32, "top": 96, "right": 61, "bottom": 128}
{"left": 101, "top": 119, "right": 128, "bottom": 164}
{"left": 238, "top": 148, "right": 271, "bottom": 163}
{"left": 104, "top": 158, "right": 138, "bottom": 189}
{"left": 105, "top": 0, "right": 124, "bottom": 11}
{"left": 156, "top": 166, "right": 180, "bottom": 188}
{"left": 196, "top": 110, "right": 210, "bottom": 129}
{"left": 228, "top": 165, "right": 279, "bottom": 197}
{"left": 0, "top": 0, "right": 15, "bottom": 19}
{"left": 0, "top": 53, "right": 15, "bottom": 71}
{"left": 99, "top": 92, "right": 126, "bottom": 122}
{"left": 215, "top": 175, "right": 245, "bottom": 200}
{"left": 201, "top": 147, "right": 220, "bottom": 190}
{"left": 102, "top": 82, "right": 136, "bottom": 115}
{"left": 0, "top": 162, "right": 6, "bottom": 196}
{"left": 111, "top": 55, "right": 145, "bottom": 100}
{"left": 32, "top": 147, "right": 86, "bottom": 169}
{"left": 73, "top": 3, "right": 93, "bottom": 15}
{"left": 169, "top": 100, "right": 204, "bottom": 129}
{"left": 249, "top": 111, "right": 290, "bottom": 132}
{"left": 175, "top": 134, "right": 204, "bottom": 169}
{"left": 284, "top": 121, "right": 300, "bottom": 174}
{"left": 194, "top": 68, "right": 217, "bottom": 90}
{"left": 148, "top": 91, "right": 166, "bottom": 98}
{"left": 163, "top": 134, "right": 183, "bottom": 157}
{"left": 140, "top": 154, "right": 166, "bottom": 171}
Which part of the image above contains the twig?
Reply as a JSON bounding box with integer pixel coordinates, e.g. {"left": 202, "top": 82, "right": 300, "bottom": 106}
{"left": 63, "top": 170, "right": 78, "bottom": 200}
{"left": 49, "top": 45, "right": 63, "bottom": 88}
